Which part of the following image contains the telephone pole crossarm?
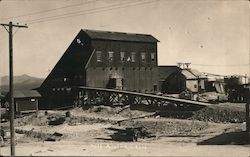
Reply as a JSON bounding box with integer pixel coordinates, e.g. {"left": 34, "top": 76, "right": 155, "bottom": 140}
{"left": 1, "top": 23, "right": 28, "bottom": 28}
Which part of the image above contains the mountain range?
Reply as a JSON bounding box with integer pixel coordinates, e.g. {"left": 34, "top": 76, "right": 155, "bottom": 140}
{"left": 0, "top": 74, "right": 44, "bottom": 94}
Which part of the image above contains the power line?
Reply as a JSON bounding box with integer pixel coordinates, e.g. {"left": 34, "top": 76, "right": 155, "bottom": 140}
{"left": 0, "top": 0, "right": 99, "bottom": 21}
{"left": 1, "top": 0, "right": 88, "bottom": 1}
{"left": 23, "top": 0, "right": 159, "bottom": 25}
{"left": 192, "top": 63, "right": 249, "bottom": 67}
{"left": 22, "top": 0, "right": 145, "bottom": 24}
{"left": 12, "top": 27, "right": 20, "bottom": 36}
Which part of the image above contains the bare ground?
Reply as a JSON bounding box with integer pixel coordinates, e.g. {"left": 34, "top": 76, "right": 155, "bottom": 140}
{"left": 0, "top": 103, "right": 249, "bottom": 156}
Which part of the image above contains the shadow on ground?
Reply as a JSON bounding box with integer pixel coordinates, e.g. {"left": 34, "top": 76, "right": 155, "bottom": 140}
{"left": 95, "top": 137, "right": 113, "bottom": 141}
{"left": 198, "top": 131, "right": 249, "bottom": 145}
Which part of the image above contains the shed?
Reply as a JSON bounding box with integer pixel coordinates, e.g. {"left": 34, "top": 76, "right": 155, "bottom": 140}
{"left": 3, "top": 90, "right": 41, "bottom": 114}
{"left": 203, "top": 73, "right": 225, "bottom": 94}
{"left": 158, "top": 66, "right": 181, "bottom": 93}
{"left": 163, "top": 69, "right": 206, "bottom": 94}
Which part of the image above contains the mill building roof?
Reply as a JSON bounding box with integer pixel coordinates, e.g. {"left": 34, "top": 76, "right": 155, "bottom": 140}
{"left": 6, "top": 90, "right": 41, "bottom": 99}
{"left": 83, "top": 29, "right": 159, "bottom": 43}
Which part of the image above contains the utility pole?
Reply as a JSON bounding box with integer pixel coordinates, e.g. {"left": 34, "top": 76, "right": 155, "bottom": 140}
{"left": 1, "top": 21, "right": 28, "bottom": 156}
{"left": 247, "top": 3, "right": 250, "bottom": 142}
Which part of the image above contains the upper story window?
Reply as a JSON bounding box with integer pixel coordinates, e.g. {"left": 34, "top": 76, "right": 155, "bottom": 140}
{"left": 151, "top": 53, "right": 155, "bottom": 61}
{"left": 96, "top": 51, "right": 102, "bottom": 62}
{"left": 76, "top": 38, "right": 84, "bottom": 46}
{"left": 131, "top": 52, "right": 136, "bottom": 62}
{"left": 141, "top": 52, "right": 146, "bottom": 62}
{"left": 120, "top": 52, "right": 125, "bottom": 62}
{"left": 108, "top": 51, "right": 114, "bottom": 62}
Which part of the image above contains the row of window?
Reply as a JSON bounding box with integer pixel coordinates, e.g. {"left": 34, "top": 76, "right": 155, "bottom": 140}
{"left": 52, "top": 87, "right": 71, "bottom": 92}
{"left": 96, "top": 51, "right": 155, "bottom": 63}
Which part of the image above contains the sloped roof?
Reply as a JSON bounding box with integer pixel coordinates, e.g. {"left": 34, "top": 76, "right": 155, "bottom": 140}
{"left": 6, "top": 90, "right": 41, "bottom": 99}
{"left": 204, "top": 73, "right": 224, "bottom": 81}
{"left": 158, "top": 66, "right": 180, "bottom": 80}
{"left": 182, "top": 70, "right": 197, "bottom": 79}
{"left": 189, "top": 69, "right": 202, "bottom": 77}
{"left": 181, "top": 69, "right": 207, "bottom": 79}
{"left": 83, "top": 29, "right": 159, "bottom": 43}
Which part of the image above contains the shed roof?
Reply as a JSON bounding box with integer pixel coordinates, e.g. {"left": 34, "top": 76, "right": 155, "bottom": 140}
{"left": 158, "top": 66, "right": 180, "bottom": 80}
{"left": 189, "top": 69, "right": 202, "bottom": 77}
{"left": 181, "top": 69, "right": 206, "bottom": 79}
{"left": 8, "top": 90, "right": 41, "bottom": 99}
{"left": 182, "top": 70, "right": 197, "bottom": 79}
{"left": 83, "top": 29, "right": 159, "bottom": 43}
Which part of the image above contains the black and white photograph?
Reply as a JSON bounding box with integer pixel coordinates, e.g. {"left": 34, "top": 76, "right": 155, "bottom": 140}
{"left": 0, "top": 0, "right": 249, "bottom": 156}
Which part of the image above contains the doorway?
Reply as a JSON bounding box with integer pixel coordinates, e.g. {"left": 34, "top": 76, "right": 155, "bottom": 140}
{"left": 106, "top": 78, "right": 123, "bottom": 90}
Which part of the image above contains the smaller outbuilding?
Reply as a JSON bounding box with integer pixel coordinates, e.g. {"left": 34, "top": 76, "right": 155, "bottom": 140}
{"left": 203, "top": 73, "right": 225, "bottom": 94}
{"left": 224, "top": 75, "right": 249, "bottom": 102}
{"left": 158, "top": 66, "right": 181, "bottom": 93}
{"left": 161, "top": 68, "right": 206, "bottom": 94}
{"left": 2, "top": 90, "right": 41, "bottom": 115}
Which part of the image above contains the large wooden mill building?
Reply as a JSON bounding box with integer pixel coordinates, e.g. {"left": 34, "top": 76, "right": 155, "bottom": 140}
{"left": 39, "top": 29, "right": 160, "bottom": 109}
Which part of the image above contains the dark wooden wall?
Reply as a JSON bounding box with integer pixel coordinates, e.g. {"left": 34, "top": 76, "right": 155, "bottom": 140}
{"left": 15, "top": 98, "right": 38, "bottom": 114}
{"left": 86, "top": 40, "right": 158, "bottom": 92}
{"left": 86, "top": 67, "right": 159, "bottom": 92}
{"left": 162, "top": 72, "right": 186, "bottom": 94}
{"left": 39, "top": 31, "right": 159, "bottom": 109}
{"left": 39, "top": 31, "right": 93, "bottom": 109}
{"left": 90, "top": 40, "right": 157, "bottom": 68}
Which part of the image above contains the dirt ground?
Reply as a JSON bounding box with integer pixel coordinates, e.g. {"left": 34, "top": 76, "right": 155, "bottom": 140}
{"left": 1, "top": 140, "right": 249, "bottom": 156}
{"left": 0, "top": 103, "right": 249, "bottom": 156}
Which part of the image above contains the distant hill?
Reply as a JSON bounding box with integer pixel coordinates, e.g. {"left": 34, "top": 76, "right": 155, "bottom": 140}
{"left": 0, "top": 74, "right": 44, "bottom": 94}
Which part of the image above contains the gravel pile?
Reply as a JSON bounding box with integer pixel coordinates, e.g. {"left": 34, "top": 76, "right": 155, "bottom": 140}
{"left": 191, "top": 106, "right": 245, "bottom": 123}
{"left": 121, "top": 118, "right": 209, "bottom": 137}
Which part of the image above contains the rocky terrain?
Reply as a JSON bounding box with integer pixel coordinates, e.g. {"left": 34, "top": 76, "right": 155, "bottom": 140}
{"left": 0, "top": 103, "right": 249, "bottom": 156}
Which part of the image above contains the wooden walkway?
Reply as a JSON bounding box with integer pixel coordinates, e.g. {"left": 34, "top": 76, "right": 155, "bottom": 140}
{"left": 78, "top": 86, "right": 212, "bottom": 107}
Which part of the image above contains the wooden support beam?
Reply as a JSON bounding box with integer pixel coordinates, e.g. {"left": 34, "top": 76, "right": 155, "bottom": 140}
{"left": 246, "top": 103, "right": 250, "bottom": 142}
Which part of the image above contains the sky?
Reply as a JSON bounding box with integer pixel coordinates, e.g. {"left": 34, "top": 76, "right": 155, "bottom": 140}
{"left": 0, "top": 0, "right": 249, "bottom": 78}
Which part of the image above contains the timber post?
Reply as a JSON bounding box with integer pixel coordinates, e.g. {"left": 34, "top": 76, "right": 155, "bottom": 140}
{"left": 246, "top": 103, "right": 250, "bottom": 142}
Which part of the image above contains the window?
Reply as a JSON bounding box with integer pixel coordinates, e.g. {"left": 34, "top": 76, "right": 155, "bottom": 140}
{"left": 120, "top": 52, "right": 125, "bottom": 61}
{"left": 96, "top": 51, "right": 102, "bottom": 62}
{"left": 131, "top": 52, "right": 136, "bottom": 62}
{"left": 141, "top": 52, "right": 146, "bottom": 62}
{"left": 108, "top": 51, "right": 114, "bottom": 62}
{"left": 151, "top": 53, "right": 155, "bottom": 61}
{"left": 76, "top": 38, "right": 83, "bottom": 46}
{"left": 66, "top": 87, "right": 71, "bottom": 93}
